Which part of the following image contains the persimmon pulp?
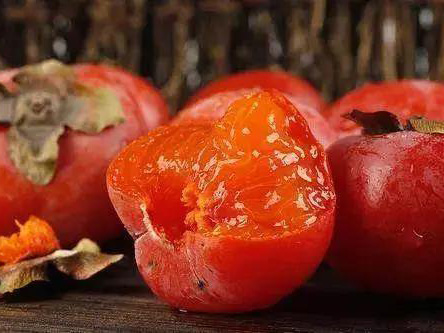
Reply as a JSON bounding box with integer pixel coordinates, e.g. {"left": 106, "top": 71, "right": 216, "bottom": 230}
{"left": 108, "top": 90, "right": 335, "bottom": 313}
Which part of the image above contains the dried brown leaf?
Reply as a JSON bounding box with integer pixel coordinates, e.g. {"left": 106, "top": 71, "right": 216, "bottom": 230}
{"left": 0, "top": 59, "right": 125, "bottom": 185}
{"left": 407, "top": 117, "right": 444, "bottom": 134}
{"left": 65, "top": 87, "right": 125, "bottom": 134}
{"left": 54, "top": 239, "right": 123, "bottom": 280}
{"left": 7, "top": 126, "right": 64, "bottom": 185}
{"left": 0, "top": 239, "right": 122, "bottom": 295}
{"left": 344, "top": 110, "right": 404, "bottom": 135}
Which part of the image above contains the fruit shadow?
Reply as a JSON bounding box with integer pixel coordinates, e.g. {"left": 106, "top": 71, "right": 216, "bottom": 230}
{"left": 271, "top": 265, "right": 444, "bottom": 319}
{"left": 168, "top": 265, "right": 444, "bottom": 328}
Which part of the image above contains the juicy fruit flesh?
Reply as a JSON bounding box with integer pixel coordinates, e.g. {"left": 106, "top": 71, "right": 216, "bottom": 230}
{"left": 0, "top": 216, "right": 60, "bottom": 264}
{"left": 108, "top": 90, "right": 336, "bottom": 312}
{"left": 109, "top": 91, "right": 334, "bottom": 244}
{"left": 174, "top": 89, "right": 338, "bottom": 147}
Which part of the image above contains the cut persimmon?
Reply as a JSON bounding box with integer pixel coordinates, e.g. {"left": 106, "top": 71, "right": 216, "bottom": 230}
{"left": 107, "top": 90, "right": 335, "bottom": 313}
{"left": 0, "top": 216, "right": 60, "bottom": 265}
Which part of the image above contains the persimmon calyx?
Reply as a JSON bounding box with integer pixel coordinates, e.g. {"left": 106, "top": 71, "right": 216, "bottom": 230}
{"left": 344, "top": 110, "right": 444, "bottom": 136}
{"left": 0, "top": 59, "right": 125, "bottom": 185}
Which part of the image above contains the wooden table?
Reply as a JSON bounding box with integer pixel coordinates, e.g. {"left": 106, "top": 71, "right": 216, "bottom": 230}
{"left": 1, "top": 238, "right": 443, "bottom": 332}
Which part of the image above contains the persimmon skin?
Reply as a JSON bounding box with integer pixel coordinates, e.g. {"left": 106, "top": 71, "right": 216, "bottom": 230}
{"left": 136, "top": 220, "right": 332, "bottom": 313}
{"left": 108, "top": 90, "right": 335, "bottom": 313}
{"left": 186, "top": 70, "right": 326, "bottom": 112}
{"left": 175, "top": 89, "right": 338, "bottom": 147}
{"left": 327, "top": 132, "right": 444, "bottom": 297}
{"left": 0, "top": 64, "right": 169, "bottom": 247}
{"left": 181, "top": 70, "right": 338, "bottom": 147}
{"left": 326, "top": 80, "right": 444, "bottom": 137}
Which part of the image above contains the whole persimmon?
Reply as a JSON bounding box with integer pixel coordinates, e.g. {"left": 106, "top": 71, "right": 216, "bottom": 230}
{"left": 327, "top": 111, "right": 444, "bottom": 297}
{"left": 326, "top": 80, "right": 444, "bottom": 137}
{"left": 108, "top": 90, "right": 335, "bottom": 313}
{"left": 0, "top": 60, "right": 168, "bottom": 246}
{"left": 179, "top": 70, "right": 338, "bottom": 147}
{"left": 186, "top": 70, "right": 326, "bottom": 111}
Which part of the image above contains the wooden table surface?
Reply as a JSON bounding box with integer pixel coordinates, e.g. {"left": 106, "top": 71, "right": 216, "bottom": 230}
{"left": 1, "top": 237, "right": 443, "bottom": 333}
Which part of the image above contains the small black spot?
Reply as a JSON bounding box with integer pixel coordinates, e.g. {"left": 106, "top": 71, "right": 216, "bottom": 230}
{"left": 197, "top": 279, "right": 206, "bottom": 290}
{"left": 147, "top": 260, "right": 156, "bottom": 271}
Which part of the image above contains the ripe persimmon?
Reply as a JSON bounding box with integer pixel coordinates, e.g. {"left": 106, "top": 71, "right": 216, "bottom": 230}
{"left": 0, "top": 60, "right": 168, "bottom": 246}
{"left": 108, "top": 90, "right": 335, "bottom": 313}
{"left": 180, "top": 70, "right": 338, "bottom": 147}
{"left": 326, "top": 80, "right": 444, "bottom": 137}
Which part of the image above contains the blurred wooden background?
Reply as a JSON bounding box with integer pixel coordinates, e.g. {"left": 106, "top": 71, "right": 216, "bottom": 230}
{"left": 0, "top": 0, "right": 442, "bottom": 110}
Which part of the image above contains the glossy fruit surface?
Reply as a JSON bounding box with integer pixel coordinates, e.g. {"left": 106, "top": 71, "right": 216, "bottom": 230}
{"left": 326, "top": 80, "right": 444, "bottom": 137}
{"left": 186, "top": 70, "right": 326, "bottom": 110}
{"left": 108, "top": 90, "right": 335, "bottom": 313}
{"left": 176, "top": 89, "right": 337, "bottom": 147}
{"left": 0, "top": 216, "right": 60, "bottom": 265}
{"left": 181, "top": 70, "right": 337, "bottom": 147}
{"left": 327, "top": 131, "right": 444, "bottom": 297}
{"left": 0, "top": 62, "right": 169, "bottom": 246}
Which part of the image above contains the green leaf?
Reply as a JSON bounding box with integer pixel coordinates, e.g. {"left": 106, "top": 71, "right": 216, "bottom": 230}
{"left": 0, "top": 239, "right": 123, "bottom": 295}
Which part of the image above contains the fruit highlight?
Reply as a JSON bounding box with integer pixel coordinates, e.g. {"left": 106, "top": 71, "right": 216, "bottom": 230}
{"left": 108, "top": 90, "right": 335, "bottom": 313}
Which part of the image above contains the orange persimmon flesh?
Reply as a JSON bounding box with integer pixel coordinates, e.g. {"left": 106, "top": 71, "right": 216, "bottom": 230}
{"left": 0, "top": 216, "right": 60, "bottom": 265}
{"left": 108, "top": 90, "right": 335, "bottom": 313}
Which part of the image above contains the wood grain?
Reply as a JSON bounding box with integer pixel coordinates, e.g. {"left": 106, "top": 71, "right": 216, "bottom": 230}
{"left": 1, "top": 237, "right": 443, "bottom": 333}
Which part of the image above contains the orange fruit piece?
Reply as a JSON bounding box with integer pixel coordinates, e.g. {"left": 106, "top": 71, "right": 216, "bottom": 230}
{"left": 107, "top": 90, "right": 335, "bottom": 313}
{"left": 0, "top": 216, "right": 60, "bottom": 265}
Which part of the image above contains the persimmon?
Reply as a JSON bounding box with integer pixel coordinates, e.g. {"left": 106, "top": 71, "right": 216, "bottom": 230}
{"left": 175, "top": 89, "right": 337, "bottom": 147}
{"left": 326, "top": 80, "right": 444, "bottom": 137}
{"left": 0, "top": 60, "right": 168, "bottom": 246}
{"left": 327, "top": 111, "right": 444, "bottom": 297}
{"left": 180, "top": 70, "right": 338, "bottom": 147}
{"left": 185, "top": 70, "right": 326, "bottom": 112}
{"left": 108, "top": 90, "right": 335, "bottom": 313}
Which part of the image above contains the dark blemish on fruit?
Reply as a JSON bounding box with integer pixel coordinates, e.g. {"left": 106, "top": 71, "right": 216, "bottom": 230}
{"left": 147, "top": 260, "right": 157, "bottom": 271}
{"left": 197, "top": 279, "right": 206, "bottom": 290}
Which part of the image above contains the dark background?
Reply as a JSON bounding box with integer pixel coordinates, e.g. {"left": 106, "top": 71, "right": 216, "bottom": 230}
{"left": 0, "top": 0, "right": 442, "bottom": 110}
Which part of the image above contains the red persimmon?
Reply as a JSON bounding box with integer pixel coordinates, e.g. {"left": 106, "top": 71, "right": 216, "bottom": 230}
{"left": 326, "top": 80, "right": 444, "bottom": 137}
{"left": 0, "top": 60, "right": 168, "bottom": 246}
{"left": 327, "top": 112, "right": 444, "bottom": 297}
{"left": 108, "top": 90, "right": 335, "bottom": 313}
{"left": 179, "top": 70, "right": 338, "bottom": 147}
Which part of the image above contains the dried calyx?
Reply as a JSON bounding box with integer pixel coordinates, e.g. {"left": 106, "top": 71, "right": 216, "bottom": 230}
{"left": 0, "top": 60, "right": 125, "bottom": 185}
{"left": 344, "top": 110, "right": 444, "bottom": 136}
